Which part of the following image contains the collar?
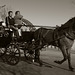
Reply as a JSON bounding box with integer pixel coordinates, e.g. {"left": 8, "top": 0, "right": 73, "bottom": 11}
{"left": 8, "top": 16, "right": 13, "bottom": 19}
{"left": 65, "top": 33, "right": 75, "bottom": 40}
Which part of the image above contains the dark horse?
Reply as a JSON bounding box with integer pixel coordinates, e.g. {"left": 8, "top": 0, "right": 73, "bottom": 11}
{"left": 34, "top": 17, "right": 75, "bottom": 71}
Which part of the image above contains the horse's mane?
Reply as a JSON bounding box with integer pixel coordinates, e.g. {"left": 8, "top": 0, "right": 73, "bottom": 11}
{"left": 61, "top": 17, "right": 75, "bottom": 28}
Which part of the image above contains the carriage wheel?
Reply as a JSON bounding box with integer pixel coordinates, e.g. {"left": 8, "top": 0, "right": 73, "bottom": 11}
{"left": 24, "top": 49, "right": 35, "bottom": 62}
{"left": 24, "top": 42, "right": 35, "bottom": 62}
{"left": 0, "top": 48, "right": 7, "bottom": 57}
{"left": 6, "top": 44, "right": 20, "bottom": 65}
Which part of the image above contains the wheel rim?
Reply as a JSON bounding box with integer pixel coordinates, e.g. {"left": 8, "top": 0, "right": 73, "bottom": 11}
{"left": 0, "top": 48, "right": 6, "bottom": 56}
{"left": 6, "top": 44, "right": 20, "bottom": 65}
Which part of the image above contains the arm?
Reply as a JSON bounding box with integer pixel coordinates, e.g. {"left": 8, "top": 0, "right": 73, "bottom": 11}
{"left": 22, "top": 18, "right": 33, "bottom": 26}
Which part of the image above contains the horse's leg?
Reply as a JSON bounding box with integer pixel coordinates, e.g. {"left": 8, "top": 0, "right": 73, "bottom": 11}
{"left": 35, "top": 48, "right": 40, "bottom": 61}
{"left": 54, "top": 46, "right": 68, "bottom": 64}
{"left": 35, "top": 48, "right": 43, "bottom": 66}
{"left": 66, "top": 48, "right": 74, "bottom": 71}
{"left": 35, "top": 40, "right": 43, "bottom": 66}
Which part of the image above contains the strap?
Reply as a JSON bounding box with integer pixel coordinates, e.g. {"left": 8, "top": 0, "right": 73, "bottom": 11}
{"left": 43, "top": 30, "right": 50, "bottom": 38}
{"left": 7, "top": 17, "right": 9, "bottom": 25}
{"left": 53, "top": 29, "right": 58, "bottom": 40}
{"left": 65, "top": 33, "right": 74, "bottom": 40}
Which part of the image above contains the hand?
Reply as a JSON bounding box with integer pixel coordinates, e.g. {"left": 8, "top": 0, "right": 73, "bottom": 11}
{"left": 8, "top": 25, "right": 11, "bottom": 28}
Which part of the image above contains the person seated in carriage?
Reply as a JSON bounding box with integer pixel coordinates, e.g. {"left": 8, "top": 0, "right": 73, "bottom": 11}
{"left": 14, "top": 11, "right": 33, "bottom": 37}
{"left": 5, "top": 11, "right": 19, "bottom": 38}
{"left": 6, "top": 11, "right": 14, "bottom": 27}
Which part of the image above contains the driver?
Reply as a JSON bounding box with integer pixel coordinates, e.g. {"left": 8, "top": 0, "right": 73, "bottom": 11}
{"left": 14, "top": 11, "right": 34, "bottom": 31}
{"left": 14, "top": 11, "right": 24, "bottom": 36}
{"left": 14, "top": 11, "right": 23, "bottom": 26}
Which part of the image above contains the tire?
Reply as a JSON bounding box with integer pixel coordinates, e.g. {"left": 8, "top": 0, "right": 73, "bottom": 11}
{"left": 24, "top": 49, "right": 35, "bottom": 62}
{"left": 24, "top": 42, "right": 35, "bottom": 62}
{"left": 6, "top": 44, "right": 20, "bottom": 65}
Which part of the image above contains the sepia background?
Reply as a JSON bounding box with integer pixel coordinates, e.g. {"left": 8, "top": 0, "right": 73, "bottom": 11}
{"left": 0, "top": 0, "right": 75, "bottom": 75}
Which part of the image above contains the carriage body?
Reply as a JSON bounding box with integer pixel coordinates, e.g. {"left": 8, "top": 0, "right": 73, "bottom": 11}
{"left": 17, "top": 31, "right": 34, "bottom": 42}
{"left": 0, "top": 25, "right": 35, "bottom": 65}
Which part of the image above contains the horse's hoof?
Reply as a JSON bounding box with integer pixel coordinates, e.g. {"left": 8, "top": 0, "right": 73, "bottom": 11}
{"left": 39, "top": 62, "right": 43, "bottom": 67}
{"left": 70, "top": 67, "right": 74, "bottom": 72}
{"left": 40, "top": 64, "right": 43, "bottom": 67}
{"left": 34, "top": 59, "right": 39, "bottom": 62}
{"left": 54, "top": 60, "right": 62, "bottom": 64}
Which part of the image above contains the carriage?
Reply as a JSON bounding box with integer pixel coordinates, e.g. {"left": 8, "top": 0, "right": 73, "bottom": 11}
{"left": 0, "top": 22, "right": 36, "bottom": 65}
{"left": 0, "top": 16, "right": 75, "bottom": 71}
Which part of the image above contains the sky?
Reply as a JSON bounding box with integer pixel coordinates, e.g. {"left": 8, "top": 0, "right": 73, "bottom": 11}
{"left": 0, "top": 0, "right": 75, "bottom": 26}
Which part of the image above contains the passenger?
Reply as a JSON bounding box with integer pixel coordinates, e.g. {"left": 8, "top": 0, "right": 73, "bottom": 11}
{"left": 6, "top": 11, "right": 15, "bottom": 28}
{"left": 5, "top": 11, "right": 19, "bottom": 38}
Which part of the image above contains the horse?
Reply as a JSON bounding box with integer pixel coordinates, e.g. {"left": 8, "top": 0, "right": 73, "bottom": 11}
{"left": 34, "top": 17, "right": 75, "bottom": 71}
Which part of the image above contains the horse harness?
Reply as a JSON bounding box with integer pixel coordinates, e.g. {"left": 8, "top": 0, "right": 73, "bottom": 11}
{"left": 42, "top": 28, "right": 59, "bottom": 46}
{"left": 42, "top": 27, "right": 74, "bottom": 46}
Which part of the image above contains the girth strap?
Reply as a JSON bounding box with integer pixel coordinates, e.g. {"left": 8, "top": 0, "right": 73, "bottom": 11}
{"left": 53, "top": 29, "right": 59, "bottom": 40}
